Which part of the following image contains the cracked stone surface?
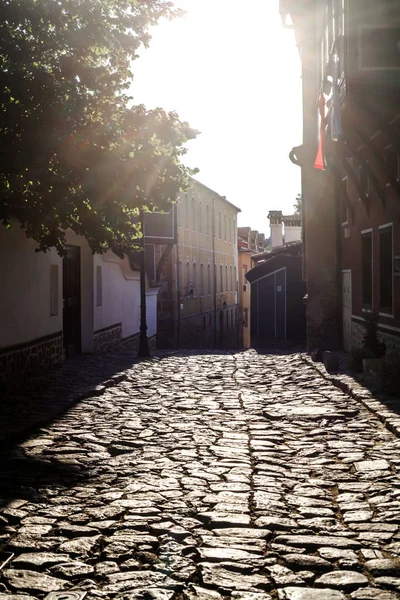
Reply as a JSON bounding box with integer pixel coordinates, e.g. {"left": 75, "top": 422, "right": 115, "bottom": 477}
{"left": 1, "top": 350, "right": 400, "bottom": 599}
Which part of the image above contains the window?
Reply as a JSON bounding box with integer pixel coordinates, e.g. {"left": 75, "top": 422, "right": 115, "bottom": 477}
{"left": 178, "top": 261, "right": 182, "bottom": 294}
{"left": 225, "top": 265, "right": 228, "bottom": 292}
{"left": 184, "top": 194, "right": 189, "bottom": 228}
{"left": 96, "top": 265, "right": 102, "bottom": 307}
{"left": 199, "top": 202, "right": 202, "bottom": 233}
{"left": 50, "top": 264, "right": 59, "bottom": 316}
{"left": 206, "top": 205, "right": 210, "bottom": 234}
{"left": 224, "top": 214, "right": 227, "bottom": 240}
{"left": 385, "top": 146, "right": 399, "bottom": 183}
{"left": 219, "top": 211, "right": 222, "bottom": 239}
{"left": 220, "top": 265, "right": 223, "bottom": 293}
{"left": 207, "top": 264, "right": 211, "bottom": 294}
{"left": 193, "top": 263, "right": 197, "bottom": 294}
{"left": 234, "top": 266, "right": 237, "bottom": 292}
{"left": 232, "top": 219, "right": 235, "bottom": 244}
{"left": 200, "top": 264, "right": 204, "bottom": 295}
{"left": 379, "top": 225, "right": 393, "bottom": 313}
{"left": 178, "top": 201, "right": 182, "bottom": 226}
{"left": 186, "top": 262, "right": 190, "bottom": 288}
{"left": 361, "top": 231, "right": 372, "bottom": 309}
{"left": 230, "top": 266, "right": 233, "bottom": 291}
{"left": 192, "top": 197, "right": 196, "bottom": 230}
{"left": 342, "top": 178, "right": 349, "bottom": 224}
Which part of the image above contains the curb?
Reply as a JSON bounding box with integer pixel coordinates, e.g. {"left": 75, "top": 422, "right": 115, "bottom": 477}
{"left": 300, "top": 353, "right": 400, "bottom": 439}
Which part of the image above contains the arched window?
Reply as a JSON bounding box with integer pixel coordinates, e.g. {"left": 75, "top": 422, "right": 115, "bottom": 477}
{"left": 225, "top": 265, "right": 228, "bottom": 292}
{"left": 230, "top": 266, "right": 233, "bottom": 291}
{"left": 193, "top": 262, "right": 197, "bottom": 294}
{"left": 220, "top": 265, "right": 223, "bottom": 293}
{"left": 207, "top": 264, "right": 211, "bottom": 294}
{"left": 178, "top": 260, "right": 182, "bottom": 293}
{"left": 186, "top": 262, "right": 190, "bottom": 288}
{"left": 200, "top": 264, "right": 204, "bottom": 296}
{"left": 184, "top": 193, "right": 189, "bottom": 228}
{"left": 192, "top": 196, "right": 196, "bottom": 231}
{"left": 199, "top": 202, "right": 202, "bottom": 233}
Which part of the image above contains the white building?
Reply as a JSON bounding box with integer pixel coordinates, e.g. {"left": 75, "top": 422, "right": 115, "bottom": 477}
{"left": 0, "top": 223, "right": 158, "bottom": 383}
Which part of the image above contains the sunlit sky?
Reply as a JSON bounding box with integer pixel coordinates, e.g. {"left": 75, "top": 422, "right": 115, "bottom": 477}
{"left": 131, "top": 0, "right": 302, "bottom": 234}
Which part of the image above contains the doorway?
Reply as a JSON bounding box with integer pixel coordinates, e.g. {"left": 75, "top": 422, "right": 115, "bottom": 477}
{"left": 63, "top": 245, "right": 81, "bottom": 359}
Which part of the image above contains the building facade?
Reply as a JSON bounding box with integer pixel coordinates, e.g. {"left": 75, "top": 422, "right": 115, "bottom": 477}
{"left": 0, "top": 224, "right": 158, "bottom": 383}
{"left": 238, "top": 249, "right": 252, "bottom": 348}
{"left": 281, "top": 0, "right": 400, "bottom": 361}
{"left": 156, "top": 179, "right": 240, "bottom": 349}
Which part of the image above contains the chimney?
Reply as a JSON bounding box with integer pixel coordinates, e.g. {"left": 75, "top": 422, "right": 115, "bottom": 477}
{"left": 268, "top": 211, "right": 283, "bottom": 249}
{"left": 283, "top": 214, "right": 302, "bottom": 244}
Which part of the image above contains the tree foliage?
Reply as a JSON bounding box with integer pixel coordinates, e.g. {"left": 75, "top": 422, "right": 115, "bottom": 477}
{"left": 0, "top": 0, "right": 197, "bottom": 255}
{"left": 293, "top": 193, "right": 302, "bottom": 215}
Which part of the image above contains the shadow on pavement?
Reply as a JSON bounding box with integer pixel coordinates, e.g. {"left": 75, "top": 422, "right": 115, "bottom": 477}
{"left": 0, "top": 351, "right": 139, "bottom": 448}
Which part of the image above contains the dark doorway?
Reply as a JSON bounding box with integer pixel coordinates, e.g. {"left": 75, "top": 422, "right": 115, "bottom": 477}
{"left": 63, "top": 245, "right": 81, "bottom": 359}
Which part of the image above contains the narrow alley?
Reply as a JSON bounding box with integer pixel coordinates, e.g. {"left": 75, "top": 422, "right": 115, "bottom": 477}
{"left": 1, "top": 351, "right": 400, "bottom": 600}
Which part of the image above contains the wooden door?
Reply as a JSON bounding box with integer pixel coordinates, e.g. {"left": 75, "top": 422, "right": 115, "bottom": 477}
{"left": 63, "top": 245, "right": 81, "bottom": 358}
{"left": 342, "top": 270, "right": 352, "bottom": 353}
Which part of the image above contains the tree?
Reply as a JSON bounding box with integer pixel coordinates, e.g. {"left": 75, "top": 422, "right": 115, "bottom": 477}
{"left": 0, "top": 0, "right": 198, "bottom": 256}
{"left": 293, "top": 193, "right": 302, "bottom": 215}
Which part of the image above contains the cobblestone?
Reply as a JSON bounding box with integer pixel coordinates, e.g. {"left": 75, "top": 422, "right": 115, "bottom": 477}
{"left": 1, "top": 350, "right": 400, "bottom": 598}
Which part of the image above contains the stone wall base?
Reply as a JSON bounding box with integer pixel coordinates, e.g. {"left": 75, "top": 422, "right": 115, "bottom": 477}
{"left": 94, "top": 329, "right": 157, "bottom": 355}
{"left": 0, "top": 332, "right": 63, "bottom": 384}
{"left": 351, "top": 318, "right": 400, "bottom": 364}
{"left": 93, "top": 324, "right": 122, "bottom": 353}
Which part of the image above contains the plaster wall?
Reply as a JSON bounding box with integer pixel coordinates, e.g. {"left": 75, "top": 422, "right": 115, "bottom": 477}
{"left": 94, "top": 253, "right": 141, "bottom": 339}
{"left": 271, "top": 224, "right": 283, "bottom": 249}
{"left": 0, "top": 224, "right": 62, "bottom": 349}
{"left": 285, "top": 225, "right": 302, "bottom": 244}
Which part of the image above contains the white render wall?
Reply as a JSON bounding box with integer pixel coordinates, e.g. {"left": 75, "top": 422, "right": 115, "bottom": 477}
{"left": 284, "top": 225, "right": 302, "bottom": 244}
{"left": 0, "top": 224, "right": 62, "bottom": 349}
{"left": 270, "top": 224, "right": 284, "bottom": 249}
{"left": 94, "top": 252, "right": 141, "bottom": 338}
{"left": 0, "top": 222, "right": 157, "bottom": 353}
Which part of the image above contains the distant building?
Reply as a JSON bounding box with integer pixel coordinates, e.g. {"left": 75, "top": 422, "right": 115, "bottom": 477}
{"left": 238, "top": 249, "right": 252, "bottom": 348}
{"left": 156, "top": 178, "right": 240, "bottom": 349}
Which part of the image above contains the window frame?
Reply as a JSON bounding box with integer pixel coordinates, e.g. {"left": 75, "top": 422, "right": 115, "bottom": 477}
{"left": 361, "top": 228, "right": 373, "bottom": 311}
{"left": 378, "top": 223, "right": 394, "bottom": 317}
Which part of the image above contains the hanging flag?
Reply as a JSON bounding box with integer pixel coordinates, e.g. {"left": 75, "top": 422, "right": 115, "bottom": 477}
{"left": 331, "top": 54, "right": 342, "bottom": 141}
{"left": 314, "top": 92, "right": 326, "bottom": 170}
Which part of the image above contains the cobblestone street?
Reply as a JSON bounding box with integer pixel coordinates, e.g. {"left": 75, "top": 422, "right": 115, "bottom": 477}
{"left": 1, "top": 350, "right": 400, "bottom": 600}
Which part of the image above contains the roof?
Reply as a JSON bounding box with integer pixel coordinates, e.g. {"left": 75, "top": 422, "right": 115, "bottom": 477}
{"left": 246, "top": 241, "right": 303, "bottom": 283}
{"left": 189, "top": 177, "right": 241, "bottom": 213}
{"left": 251, "top": 241, "right": 302, "bottom": 265}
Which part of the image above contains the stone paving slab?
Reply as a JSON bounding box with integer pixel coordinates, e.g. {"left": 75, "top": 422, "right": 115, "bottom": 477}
{"left": 1, "top": 349, "right": 400, "bottom": 599}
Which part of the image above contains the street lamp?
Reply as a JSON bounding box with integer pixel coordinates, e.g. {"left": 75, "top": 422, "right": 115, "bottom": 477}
{"left": 138, "top": 208, "right": 151, "bottom": 358}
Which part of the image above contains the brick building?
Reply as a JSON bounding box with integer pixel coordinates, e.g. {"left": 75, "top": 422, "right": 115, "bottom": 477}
{"left": 281, "top": 0, "right": 400, "bottom": 361}
{"left": 156, "top": 179, "right": 240, "bottom": 349}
